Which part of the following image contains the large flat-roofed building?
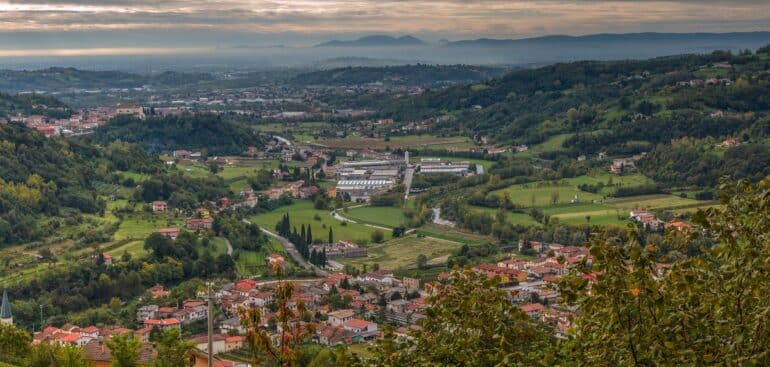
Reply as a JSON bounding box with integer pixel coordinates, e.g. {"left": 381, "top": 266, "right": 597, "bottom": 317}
{"left": 341, "top": 160, "right": 405, "bottom": 170}
{"left": 336, "top": 180, "right": 395, "bottom": 201}
{"left": 337, "top": 168, "right": 369, "bottom": 180}
{"left": 419, "top": 158, "right": 471, "bottom": 176}
{"left": 369, "top": 169, "right": 400, "bottom": 180}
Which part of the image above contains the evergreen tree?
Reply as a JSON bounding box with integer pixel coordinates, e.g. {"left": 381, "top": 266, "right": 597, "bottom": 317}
{"left": 306, "top": 226, "right": 313, "bottom": 245}
{"left": 328, "top": 227, "right": 334, "bottom": 244}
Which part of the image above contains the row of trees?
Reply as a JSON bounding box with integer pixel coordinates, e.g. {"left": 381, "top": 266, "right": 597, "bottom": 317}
{"left": 276, "top": 213, "right": 330, "bottom": 267}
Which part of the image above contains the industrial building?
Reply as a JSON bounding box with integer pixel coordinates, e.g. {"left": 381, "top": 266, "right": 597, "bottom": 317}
{"left": 336, "top": 180, "right": 395, "bottom": 201}
{"left": 419, "top": 158, "right": 472, "bottom": 176}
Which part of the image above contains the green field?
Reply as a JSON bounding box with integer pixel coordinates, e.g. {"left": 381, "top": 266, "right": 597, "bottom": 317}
{"left": 235, "top": 239, "right": 286, "bottom": 276}
{"left": 470, "top": 206, "right": 542, "bottom": 226}
{"left": 516, "top": 133, "right": 572, "bottom": 157}
{"left": 415, "top": 224, "right": 493, "bottom": 245}
{"left": 113, "top": 214, "right": 184, "bottom": 241}
{"left": 344, "top": 206, "right": 407, "bottom": 228}
{"left": 338, "top": 235, "right": 463, "bottom": 271}
{"left": 249, "top": 200, "right": 390, "bottom": 245}
{"left": 491, "top": 182, "right": 603, "bottom": 207}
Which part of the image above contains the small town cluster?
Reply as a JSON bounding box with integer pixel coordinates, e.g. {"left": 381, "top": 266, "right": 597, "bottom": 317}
{"left": 1, "top": 236, "right": 602, "bottom": 365}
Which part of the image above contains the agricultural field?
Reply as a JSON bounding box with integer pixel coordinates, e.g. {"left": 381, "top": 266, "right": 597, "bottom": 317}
{"left": 338, "top": 235, "right": 463, "bottom": 271}
{"left": 249, "top": 200, "right": 390, "bottom": 245}
{"left": 317, "top": 134, "right": 474, "bottom": 150}
{"left": 514, "top": 133, "right": 572, "bottom": 158}
{"left": 343, "top": 206, "right": 407, "bottom": 228}
{"left": 415, "top": 224, "right": 494, "bottom": 245}
{"left": 235, "top": 239, "right": 286, "bottom": 276}
{"left": 490, "top": 172, "right": 655, "bottom": 207}
{"left": 470, "top": 206, "right": 542, "bottom": 227}
{"left": 113, "top": 214, "right": 185, "bottom": 242}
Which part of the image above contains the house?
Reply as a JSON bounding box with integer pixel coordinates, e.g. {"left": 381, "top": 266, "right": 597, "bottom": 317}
{"left": 343, "top": 318, "right": 378, "bottom": 336}
{"left": 137, "top": 305, "right": 159, "bottom": 321}
{"left": 317, "top": 325, "right": 352, "bottom": 346}
{"left": 158, "top": 227, "right": 180, "bottom": 240}
{"left": 173, "top": 150, "right": 193, "bottom": 159}
{"left": 115, "top": 104, "right": 145, "bottom": 119}
{"left": 327, "top": 309, "right": 355, "bottom": 326}
{"left": 519, "top": 303, "right": 546, "bottom": 317}
{"left": 666, "top": 221, "right": 693, "bottom": 231}
{"left": 83, "top": 339, "right": 155, "bottom": 367}
{"left": 187, "top": 218, "right": 213, "bottom": 230}
{"left": 225, "top": 336, "right": 244, "bottom": 351}
{"left": 152, "top": 201, "right": 168, "bottom": 212}
{"left": 143, "top": 318, "right": 181, "bottom": 331}
{"left": 189, "top": 334, "right": 228, "bottom": 355}
{"left": 355, "top": 271, "right": 395, "bottom": 286}
{"left": 149, "top": 285, "right": 170, "bottom": 298}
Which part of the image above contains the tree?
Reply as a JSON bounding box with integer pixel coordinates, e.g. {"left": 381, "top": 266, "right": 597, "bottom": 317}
{"left": 369, "top": 269, "right": 551, "bottom": 366}
{"left": 153, "top": 328, "right": 194, "bottom": 367}
{"left": 0, "top": 322, "right": 32, "bottom": 365}
{"left": 416, "top": 254, "right": 428, "bottom": 269}
{"left": 105, "top": 333, "right": 142, "bottom": 367}
{"left": 550, "top": 191, "right": 560, "bottom": 204}
{"left": 370, "top": 230, "right": 385, "bottom": 244}
{"left": 240, "top": 266, "right": 315, "bottom": 367}
{"left": 29, "top": 343, "right": 90, "bottom": 367}
{"left": 559, "top": 178, "right": 770, "bottom": 366}
{"left": 328, "top": 227, "right": 334, "bottom": 244}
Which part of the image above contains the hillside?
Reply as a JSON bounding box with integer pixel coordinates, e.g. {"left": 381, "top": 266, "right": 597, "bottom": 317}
{"left": 381, "top": 49, "right": 770, "bottom": 186}
{"left": 317, "top": 35, "right": 425, "bottom": 47}
{"left": 91, "top": 113, "right": 265, "bottom": 155}
{"left": 0, "top": 123, "right": 163, "bottom": 245}
{"left": 0, "top": 67, "right": 214, "bottom": 92}
{"left": 0, "top": 92, "right": 69, "bottom": 118}
{"left": 292, "top": 64, "right": 508, "bottom": 86}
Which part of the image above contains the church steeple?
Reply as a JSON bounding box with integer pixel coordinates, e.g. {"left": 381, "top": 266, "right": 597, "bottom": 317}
{"left": 0, "top": 289, "right": 12, "bottom": 325}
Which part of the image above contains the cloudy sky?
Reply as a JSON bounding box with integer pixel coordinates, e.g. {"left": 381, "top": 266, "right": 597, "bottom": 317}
{"left": 0, "top": 0, "right": 768, "bottom": 51}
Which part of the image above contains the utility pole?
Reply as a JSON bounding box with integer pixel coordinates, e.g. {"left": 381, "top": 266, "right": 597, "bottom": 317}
{"left": 207, "top": 282, "right": 213, "bottom": 367}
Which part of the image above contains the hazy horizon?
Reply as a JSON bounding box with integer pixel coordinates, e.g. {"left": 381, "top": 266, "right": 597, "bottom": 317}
{"left": 1, "top": 0, "right": 769, "bottom": 52}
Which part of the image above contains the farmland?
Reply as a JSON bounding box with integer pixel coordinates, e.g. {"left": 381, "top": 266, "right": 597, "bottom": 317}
{"left": 338, "top": 235, "right": 463, "bottom": 270}
{"left": 235, "top": 239, "right": 287, "bottom": 276}
{"left": 344, "top": 206, "right": 408, "bottom": 228}
{"left": 249, "top": 200, "right": 390, "bottom": 245}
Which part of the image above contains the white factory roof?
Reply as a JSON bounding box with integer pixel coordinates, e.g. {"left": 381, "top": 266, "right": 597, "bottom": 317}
{"left": 337, "top": 180, "right": 394, "bottom": 186}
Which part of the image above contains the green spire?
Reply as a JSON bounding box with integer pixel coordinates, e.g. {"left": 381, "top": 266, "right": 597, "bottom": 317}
{"left": 0, "top": 290, "right": 10, "bottom": 320}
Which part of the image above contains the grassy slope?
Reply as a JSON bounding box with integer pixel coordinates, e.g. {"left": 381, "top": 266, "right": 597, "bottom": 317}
{"left": 249, "top": 200, "right": 390, "bottom": 245}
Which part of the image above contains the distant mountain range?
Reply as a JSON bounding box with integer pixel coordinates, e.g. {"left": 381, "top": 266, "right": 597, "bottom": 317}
{"left": 316, "top": 35, "right": 425, "bottom": 47}
{"left": 443, "top": 32, "right": 770, "bottom": 47}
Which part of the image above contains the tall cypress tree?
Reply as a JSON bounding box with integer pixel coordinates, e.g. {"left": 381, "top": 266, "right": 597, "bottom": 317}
{"left": 328, "top": 227, "right": 334, "bottom": 244}
{"left": 306, "top": 226, "right": 313, "bottom": 245}
{"left": 300, "top": 224, "right": 306, "bottom": 244}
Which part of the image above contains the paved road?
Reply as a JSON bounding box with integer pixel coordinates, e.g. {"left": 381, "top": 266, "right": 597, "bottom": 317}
{"left": 403, "top": 167, "right": 415, "bottom": 200}
{"left": 219, "top": 236, "right": 234, "bottom": 256}
{"left": 250, "top": 222, "right": 329, "bottom": 277}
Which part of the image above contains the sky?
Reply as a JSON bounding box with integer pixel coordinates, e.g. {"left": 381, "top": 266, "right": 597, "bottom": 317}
{"left": 0, "top": 0, "right": 768, "bottom": 51}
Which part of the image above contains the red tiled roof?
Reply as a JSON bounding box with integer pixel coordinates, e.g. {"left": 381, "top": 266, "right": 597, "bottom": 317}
{"left": 344, "top": 318, "right": 369, "bottom": 329}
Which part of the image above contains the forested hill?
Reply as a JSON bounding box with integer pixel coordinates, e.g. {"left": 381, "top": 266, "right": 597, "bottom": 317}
{"left": 0, "top": 123, "right": 163, "bottom": 245}
{"left": 0, "top": 67, "right": 214, "bottom": 92}
{"left": 381, "top": 48, "right": 770, "bottom": 186}
{"left": 0, "top": 92, "right": 70, "bottom": 119}
{"left": 292, "top": 64, "right": 509, "bottom": 87}
{"left": 91, "top": 113, "right": 264, "bottom": 155}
